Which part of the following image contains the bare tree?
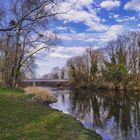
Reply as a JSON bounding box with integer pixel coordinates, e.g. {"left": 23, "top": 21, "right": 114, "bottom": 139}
{"left": 0, "top": 0, "right": 63, "bottom": 87}
{"left": 0, "top": 0, "right": 64, "bottom": 31}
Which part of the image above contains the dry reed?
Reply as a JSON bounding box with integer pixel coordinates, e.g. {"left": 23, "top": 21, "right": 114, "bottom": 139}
{"left": 24, "top": 87, "right": 57, "bottom": 103}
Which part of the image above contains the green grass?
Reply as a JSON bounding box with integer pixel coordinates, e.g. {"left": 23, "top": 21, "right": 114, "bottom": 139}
{"left": 0, "top": 88, "right": 101, "bottom": 140}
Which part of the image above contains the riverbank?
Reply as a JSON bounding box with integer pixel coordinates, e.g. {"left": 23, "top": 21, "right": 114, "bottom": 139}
{"left": 0, "top": 88, "right": 101, "bottom": 140}
{"left": 68, "top": 81, "right": 140, "bottom": 91}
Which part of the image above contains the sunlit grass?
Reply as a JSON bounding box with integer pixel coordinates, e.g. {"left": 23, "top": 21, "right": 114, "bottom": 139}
{"left": 0, "top": 88, "right": 101, "bottom": 140}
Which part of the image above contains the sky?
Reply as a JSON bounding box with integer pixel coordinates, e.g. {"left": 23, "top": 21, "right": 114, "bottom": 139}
{"left": 36, "top": 0, "right": 140, "bottom": 77}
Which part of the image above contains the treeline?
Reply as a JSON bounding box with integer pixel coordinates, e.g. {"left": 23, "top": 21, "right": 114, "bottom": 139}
{"left": 67, "top": 32, "right": 140, "bottom": 90}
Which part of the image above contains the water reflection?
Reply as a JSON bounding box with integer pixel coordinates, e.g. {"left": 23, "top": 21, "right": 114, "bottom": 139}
{"left": 50, "top": 88, "right": 140, "bottom": 140}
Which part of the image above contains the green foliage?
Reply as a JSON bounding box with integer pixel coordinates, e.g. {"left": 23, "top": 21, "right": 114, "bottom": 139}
{"left": 90, "top": 61, "right": 98, "bottom": 76}
{"left": 116, "top": 47, "right": 127, "bottom": 65}
{"left": 104, "top": 62, "right": 128, "bottom": 86}
{"left": 111, "top": 55, "right": 116, "bottom": 65}
{"left": 104, "top": 41, "right": 128, "bottom": 87}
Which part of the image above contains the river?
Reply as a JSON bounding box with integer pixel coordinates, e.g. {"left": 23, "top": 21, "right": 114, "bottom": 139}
{"left": 47, "top": 87, "right": 140, "bottom": 140}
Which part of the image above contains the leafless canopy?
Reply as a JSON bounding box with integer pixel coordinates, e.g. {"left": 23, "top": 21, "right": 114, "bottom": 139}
{"left": 0, "top": 0, "right": 64, "bottom": 31}
{"left": 0, "top": 0, "right": 64, "bottom": 87}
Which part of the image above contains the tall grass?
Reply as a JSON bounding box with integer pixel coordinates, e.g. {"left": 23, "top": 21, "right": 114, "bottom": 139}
{"left": 24, "top": 87, "right": 57, "bottom": 103}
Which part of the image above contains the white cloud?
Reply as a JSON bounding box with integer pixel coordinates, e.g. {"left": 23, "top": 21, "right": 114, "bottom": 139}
{"left": 113, "top": 14, "right": 119, "bottom": 19}
{"left": 87, "top": 25, "right": 124, "bottom": 43}
{"left": 58, "top": 33, "right": 90, "bottom": 41}
{"left": 56, "top": 0, "right": 108, "bottom": 31}
{"left": 50, "top": 53, "right": 69, "bottom": 59}
{"left": 56, "top": 27, "right": 68, "bottom": 31}
{"left": 56, "top": 26, "right": 76, "bottom": 33}
{"left": 49, "top": 46, "right": 88, "bottom": 59}
{"left": 58, "top": 24, "right": 124, "bottom": 43}
{"left": 116, "top": 16, "right": 137, "bottom": 23}
{"left": 100, "top": 25, "right": 124, "bottom": 42}
{"left": 124, "top": 0, "right": 140, "bottom": 11}
{"left": 77, "top": 0, "right": 93, "bottom": 6}
{"left": 100, "top": 0, "right": 120, "bottom": 10}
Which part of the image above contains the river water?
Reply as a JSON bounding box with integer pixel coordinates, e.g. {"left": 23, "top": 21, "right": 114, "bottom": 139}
{"left": 48, "top": 87, "right": 140, "bottom": 140}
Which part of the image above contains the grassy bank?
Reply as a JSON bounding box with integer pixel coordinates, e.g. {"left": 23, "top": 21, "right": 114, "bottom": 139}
{"left": 0, "top": 88, "right": 101, "bottom": 140}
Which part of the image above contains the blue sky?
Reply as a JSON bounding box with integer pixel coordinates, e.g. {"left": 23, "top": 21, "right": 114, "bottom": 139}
{"left": 37, "top": 0, "right": 140, "bottom": 77}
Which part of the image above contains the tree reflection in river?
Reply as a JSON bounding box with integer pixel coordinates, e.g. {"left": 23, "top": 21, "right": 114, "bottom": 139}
{"left": 50, "top": 88, "right": 140, "bottom": 140}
